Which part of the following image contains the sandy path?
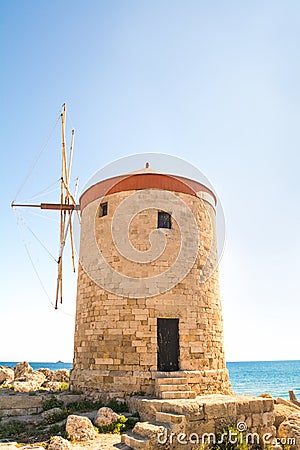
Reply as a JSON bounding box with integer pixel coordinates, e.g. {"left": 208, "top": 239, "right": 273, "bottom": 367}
{"left": 0, "top": 434, "right": 125, "bottom": 450}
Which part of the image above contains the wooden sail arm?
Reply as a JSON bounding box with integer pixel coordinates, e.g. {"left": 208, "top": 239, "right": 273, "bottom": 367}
{"left": 42, "top": 203, "right": 79, "bottom": 210}
{"left": 67, "top": 129, "right": 75, "bottom": 185}
{"left": 69, "top": 177, "right": 79, "bottom": 273}
{"left": 11, "top": 202, "right": 80, "bottom": 211}
{"left": 55, "top": 207, "right": 75, "bottom": 308}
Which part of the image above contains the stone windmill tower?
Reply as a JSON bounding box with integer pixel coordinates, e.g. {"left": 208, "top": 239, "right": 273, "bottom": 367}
{"left": 69, "top": 163, "right": 231, "bottom": 398}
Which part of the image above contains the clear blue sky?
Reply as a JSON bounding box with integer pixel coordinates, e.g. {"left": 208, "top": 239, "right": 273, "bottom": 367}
{"left": 1, "top": 0, "right": 299, "bottom": 362}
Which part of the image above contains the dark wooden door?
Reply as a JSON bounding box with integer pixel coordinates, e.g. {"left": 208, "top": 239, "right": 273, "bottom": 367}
{"left": 157, "top": 318, "right": 179, "bottom": 371}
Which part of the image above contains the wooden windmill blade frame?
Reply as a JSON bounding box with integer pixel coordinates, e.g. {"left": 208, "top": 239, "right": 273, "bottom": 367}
{"left": 56, "top": 104, "right": 80, "bottom": 308}
{"left": 11, "top": 103, "right": 80, "bottom": 309}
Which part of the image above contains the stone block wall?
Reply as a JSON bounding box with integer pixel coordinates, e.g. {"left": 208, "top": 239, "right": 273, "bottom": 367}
{"left": 70, "top": 188, "right": 231, "bottom": 396}
{"left": 126, "top": 395, "right": 275, "bottom": 449}
{"left": 0, "top": 392, "right": 85, "bottom": 418}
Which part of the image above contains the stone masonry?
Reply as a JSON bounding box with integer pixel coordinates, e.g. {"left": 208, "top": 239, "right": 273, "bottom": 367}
{"left": 70, "top": 171, "right": 231, "bottom": 396}
{"left": 122, "top": 394, "right": 276, "bottom": 449}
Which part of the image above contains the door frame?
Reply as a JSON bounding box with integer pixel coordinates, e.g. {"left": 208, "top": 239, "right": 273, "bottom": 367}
{"left": 157, "top": 318, "right": 180, "bottom": 371}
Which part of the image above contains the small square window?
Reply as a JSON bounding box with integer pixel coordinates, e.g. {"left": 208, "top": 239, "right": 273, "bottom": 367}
{"left": 99, "top": 202, "right": 108, "bottom": 217}
{"left": 158, "top": 211, "right": 171, "bottom": 229}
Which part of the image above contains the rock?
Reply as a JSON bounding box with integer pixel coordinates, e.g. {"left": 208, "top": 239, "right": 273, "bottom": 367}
{"left": 72, "top": 410, "right": 97, "bottom": 421}
{"left": 94, "top": 407, "right": 119, "bottom": 427}
{"left": 12, "top": 381, "right": 34, "bottom": 392}
{"left": 16, "top": 447, "right": 44, "bottom": 450}
{"left": 290, "top": 391, "right": 300, "bottom": 408}
{"left": 133, "top": 421, "right": 166, "bottom": 440}
{"left": 0, "top": 444, "right": 18, "bottom": 449}
{"left": 41, "top": 407, "right": 64, "bottom": 421}
{"left": 48, "top": 436, "right": 71, "bottom": 450}
{"left": 52, "top": 369, "right": 69, "bottom": 383}
{"left": 37, "top": 368, "right": 69, "bottom": 383}
{"left": 0, "top": 366, "right": 14, "bottom": 385}
{"left": 274, "top": 404, "right": 299, "bottom": 428}
{"left": 8, "top": 365, "right": 69, "bottom": 392}
{"left": 42, "top": 381, "right": 65, "bottom": 391}
{"left": 13, "top": 361, "right": 33, "bottom": 379}
{"left": 37, "top": 367, "right": 52, "bottom": 380}
{"left": 37, "top": 368, "right": 69, "bottom": 388}
{"left": 277, "top": 398, "right": 300, "bottom": 412}
{"left": 278, "top": 412, "right": 300, "bottom": 449}
{"left": 66, "top": 414, "right": 97, "bottom": 441}
{"left": 259, "top": 393, "right": 274, "bottom": 398}
{"left": 13, "top": 371, "right": 46, "bottom": 392}
{"left": 37, "top": 368, "right": 70, "bottom": 383}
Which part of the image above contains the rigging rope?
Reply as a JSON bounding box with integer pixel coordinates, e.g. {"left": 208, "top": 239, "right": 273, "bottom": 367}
{"left": 15, "top": 210, "right": 58, "bottom": 262}
{"left": 24, "top": 241, "right": 75, "bottom": 317}
{"left": 28, "top": 210, "right": 60, "bottom": 223}
{"left": 13, "top": 208, "right": 75, "bottom": 318}
{"left": 22, "top": 178, "right": 61, "bottom": 202}
{"left": 23, "top": 240, "right": 56, "bottom": 307}
{"left": 66, "top": 108, "right": 75, "bottom": 131}
{"left": 13, "top": 111, "right": 61, "bottom": 202}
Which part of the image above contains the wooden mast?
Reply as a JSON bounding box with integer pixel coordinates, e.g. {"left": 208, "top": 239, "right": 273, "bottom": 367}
{"left": 11, "top": 103, "right": 78, "bottom": 309}
{"left": 56, "top": 104, "right": 66, "bottom": 307}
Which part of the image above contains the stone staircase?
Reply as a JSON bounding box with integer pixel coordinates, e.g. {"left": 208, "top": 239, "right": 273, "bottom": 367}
{"left": 120, "top": 375, "right": 195, "bottom": 449}
{"left": 120, "top": 392, "right": 276, "bottom": 450}
{"left": 155, "top": 376, "right": 196, "bottom": 399}
{"left": 121, "top": 409, "right": 186, "bottom": 449}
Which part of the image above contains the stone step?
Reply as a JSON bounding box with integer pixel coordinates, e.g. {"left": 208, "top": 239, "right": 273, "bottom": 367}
{"left": 155, "top": 411, "right": 185, "bottom": 425}
{"left": 160, "top": 390, "right": 196, "bottom": 399}
{"left": 133, "top": 421, "right": 168, "bottom": 439}
{"left": 121, "top": 432, "right": 150, "bottom": 450}
{"left": 157, "top": 383, "right": 191, "bottom": 392}
{"left": 155, "top": 377, "right": 187, "bottom": 386}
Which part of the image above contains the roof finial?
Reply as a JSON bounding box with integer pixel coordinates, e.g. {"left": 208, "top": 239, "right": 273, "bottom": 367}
{"left": 145, "top": 162, "right": 150, "bottom": 169}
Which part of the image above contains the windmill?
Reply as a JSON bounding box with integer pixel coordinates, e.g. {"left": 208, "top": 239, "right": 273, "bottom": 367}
{"left": 11, "top": 104, "right": 80, "bottom": 309}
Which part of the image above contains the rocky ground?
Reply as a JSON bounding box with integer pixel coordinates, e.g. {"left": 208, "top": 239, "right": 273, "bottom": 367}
{"left": 273, "top": 395, "right": 300, "bottom": 447}
{"left": 0, "top": 362, "right": 137, "bottom": 449}
{"left": 1, "top": 362, "right": 300, "bottom": 449}
{"left": 0, "top": 434, "right": 124, "bottom": 450}
{"left": 0, "top": 362, "right": 69, "bottom": 393}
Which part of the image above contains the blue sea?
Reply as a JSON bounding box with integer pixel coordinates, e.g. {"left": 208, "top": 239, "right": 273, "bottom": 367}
{"left": 1, "top": 360, "right": 299, "bottom": 400}
{"left": 227, "top": 360, "right": 300, "bottom": 399}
